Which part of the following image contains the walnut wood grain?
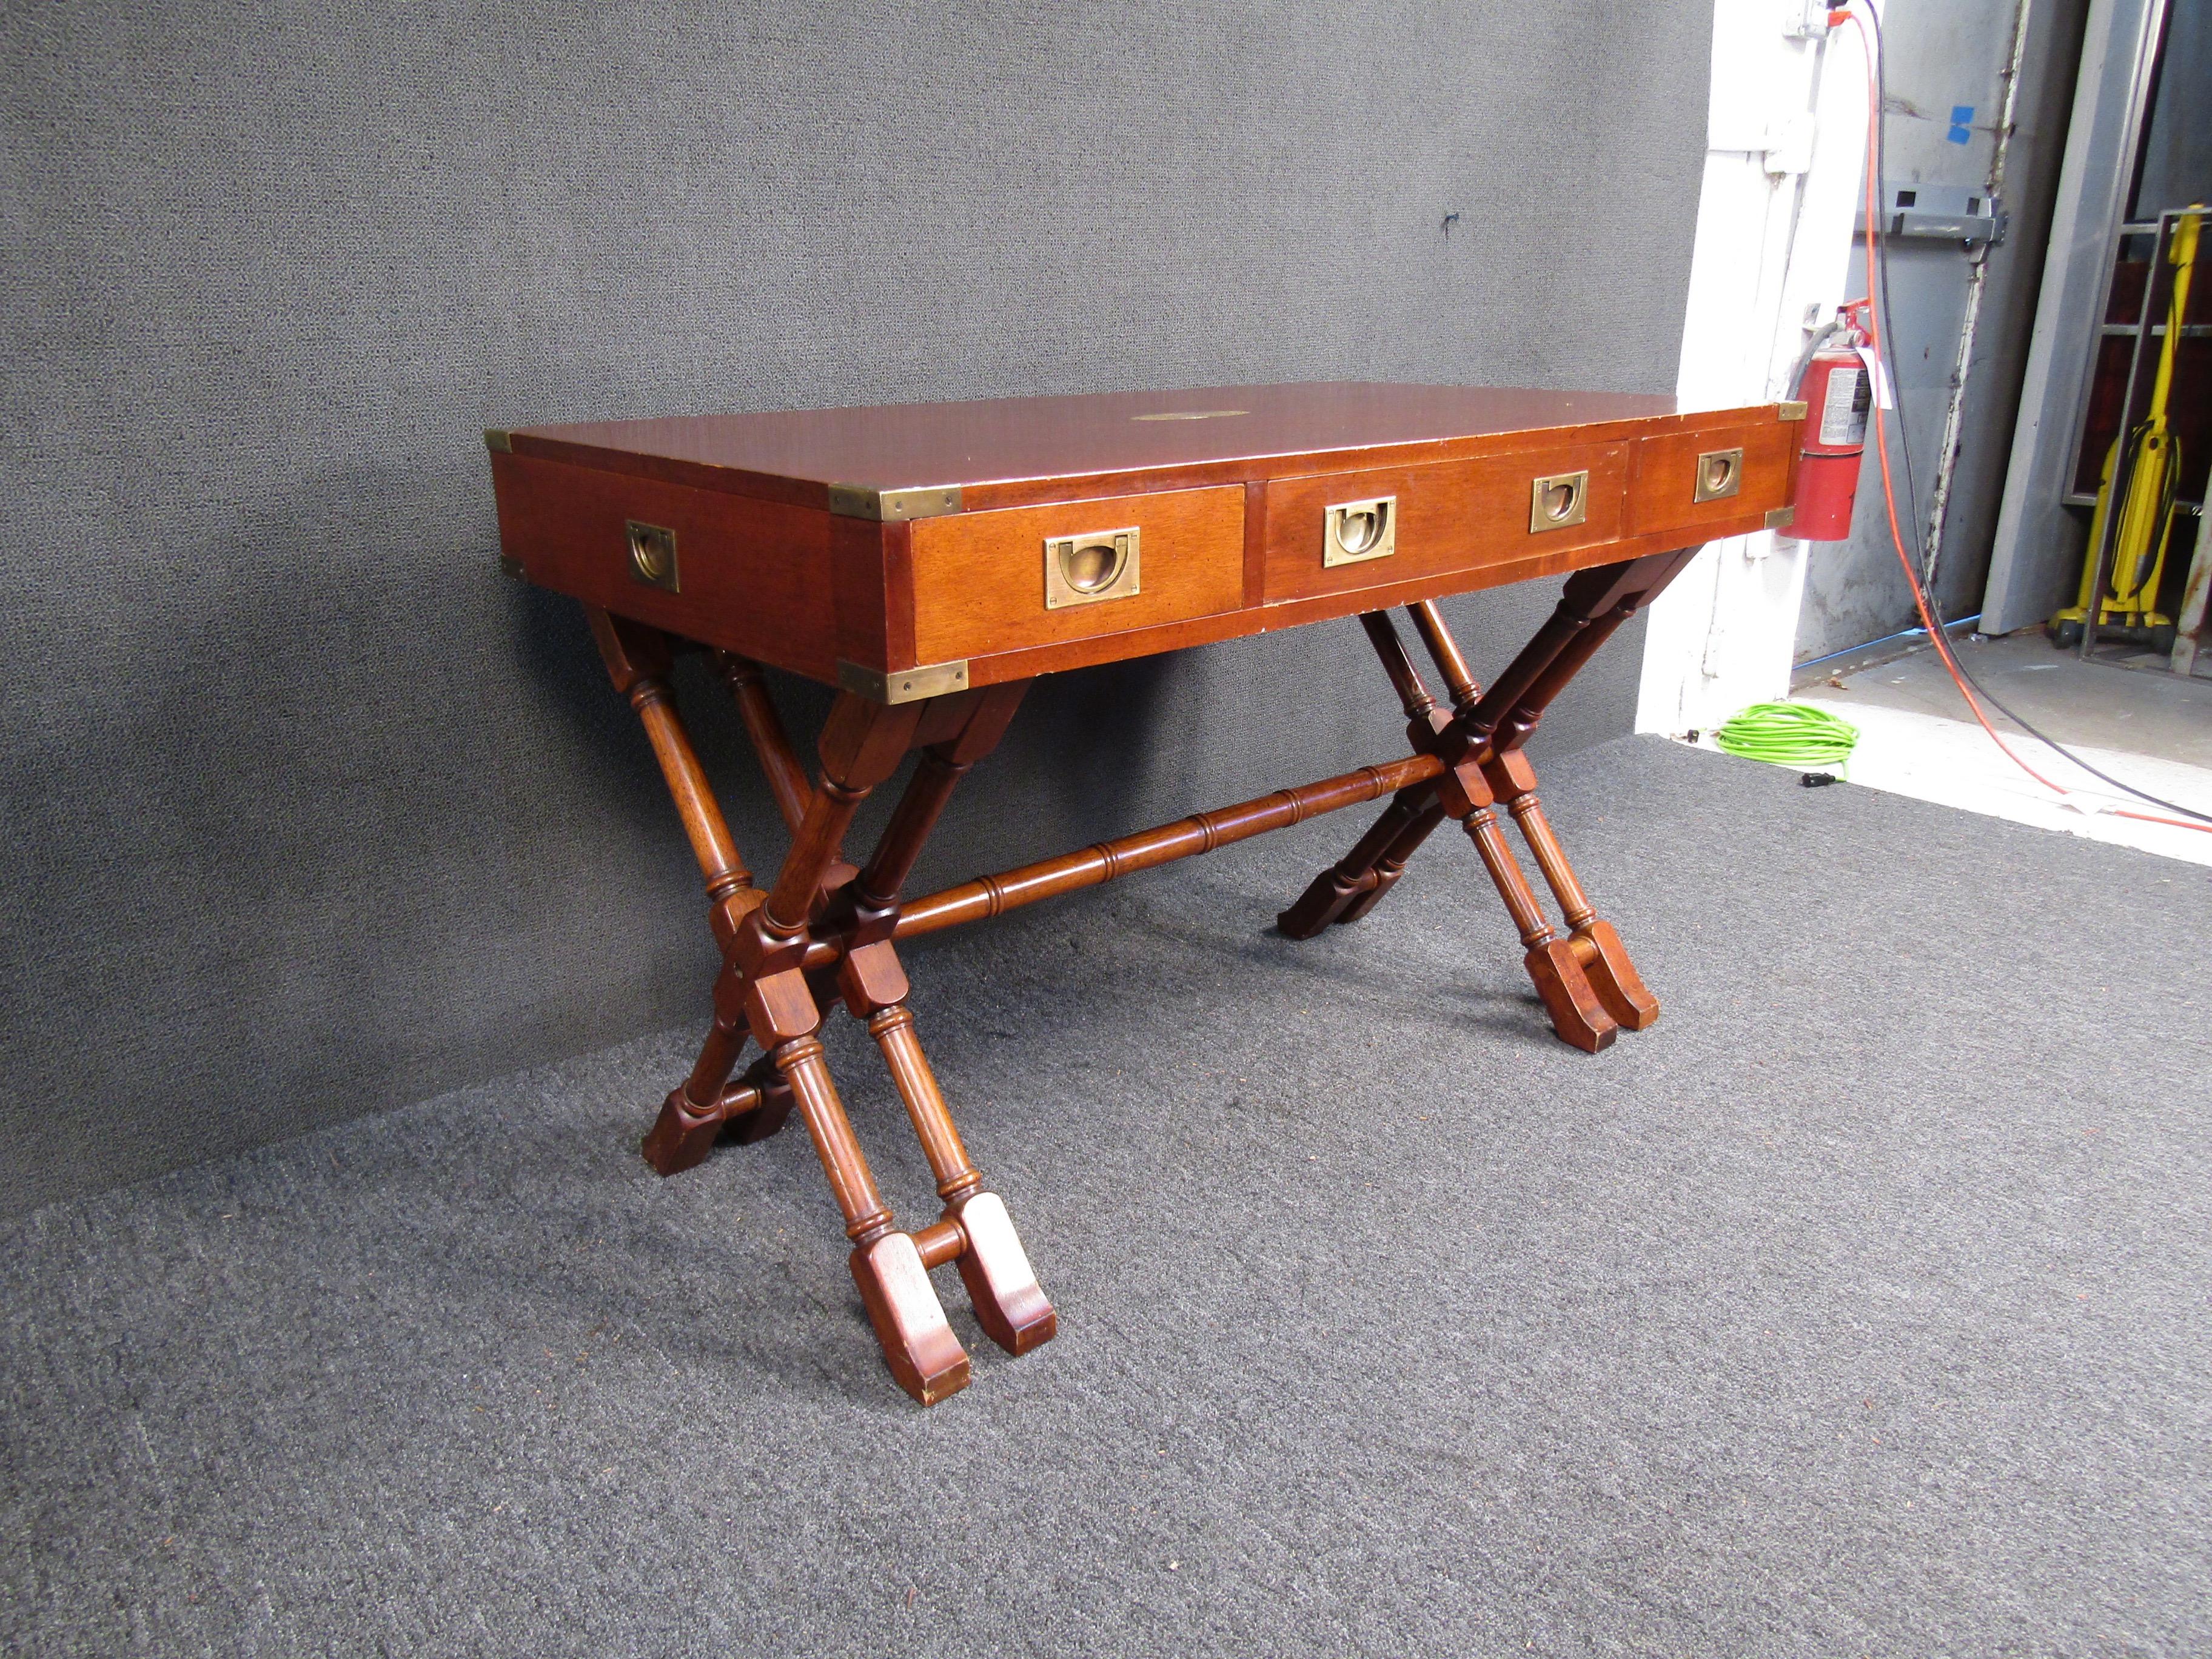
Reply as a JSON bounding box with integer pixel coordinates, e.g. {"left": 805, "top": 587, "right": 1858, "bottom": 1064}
{"left": 907, "top": 486, "right": 1244, "bottom": 665}
{"left": 530, "top": 384, "right": 1760, "bottom": 1405}
{"left": 1261, "top": 441, "right": 1629, "bottom": 603}
{"left": 490, "top": 384, "right": 1798, "bottom": 691}
{"left": 887, "top": 751, "right": 1444, "bottom": 940}
{"left": 500, "top": 458, "right": 839, "bottom": 680}
{"left": 713, "top": 654, "right": 813, "bottom": 834}
{"left": 1625, "top": 418, "right": 1796, "bottom": 538}
{"left": 506, "top": 383, "right": 1718, "bottom": 506}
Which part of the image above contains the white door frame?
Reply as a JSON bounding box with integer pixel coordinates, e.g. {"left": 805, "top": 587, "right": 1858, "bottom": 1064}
{"left": 1637, "top": 0, "right": 1874, "bottom": 734}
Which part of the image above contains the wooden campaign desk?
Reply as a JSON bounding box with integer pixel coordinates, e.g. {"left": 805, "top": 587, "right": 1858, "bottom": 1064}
{"left": 485, "top": 383, "right": 1801, "bottom": 1404}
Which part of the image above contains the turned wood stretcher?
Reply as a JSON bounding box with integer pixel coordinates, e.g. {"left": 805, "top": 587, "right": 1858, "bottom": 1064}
{"left": 484, "top": 382, "right": 1803, "bottom": 1404}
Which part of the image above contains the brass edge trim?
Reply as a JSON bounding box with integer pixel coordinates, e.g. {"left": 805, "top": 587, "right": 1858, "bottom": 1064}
{"left": 1766, "top": 505, "right": 1797, "bottom": 529}
{"left": 484, "top": 429, "right": 513, "bottom": 453}
{"left": 837, "top": 659, "right": 971, "bottom": 705}
{"left": 828, "top": 483, "right": 964, "bottom": 521}
{"left": 497, "top": 552, "right": 525, "bottom": 580}
{"left": 1776, "top": 400, "right": 1808, "bottom": 421}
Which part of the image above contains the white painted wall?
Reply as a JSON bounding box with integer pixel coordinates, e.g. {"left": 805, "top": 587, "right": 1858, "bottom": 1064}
{"left": 1637, "top": 0, "right": 1875, "bottom": 734}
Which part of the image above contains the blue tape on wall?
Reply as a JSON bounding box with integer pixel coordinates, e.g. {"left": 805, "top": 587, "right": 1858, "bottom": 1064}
{"left": 1947, "top": 104, "right": 1975, "bottom": 144}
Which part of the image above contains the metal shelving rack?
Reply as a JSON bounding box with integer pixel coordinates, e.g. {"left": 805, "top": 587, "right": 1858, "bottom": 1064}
{"left": 2065, "top": 206, "right": 2207, "bottom": 663}
{"left": 2062, "top": 218, "right": 2209, "bottom": 512}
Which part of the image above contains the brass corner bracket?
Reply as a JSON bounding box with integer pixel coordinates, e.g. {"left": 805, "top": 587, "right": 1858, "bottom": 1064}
{"left": 1775, "top": 400, "right": 1808, "bottom": 422}
{"left": 484, "top": 429, "right": 514, "bottom": 453}
{"left": 829, "top": 483, "right": 964, "bottom": 522}
{"left": 837, "top": 659, "right": 971, "bottom": 705}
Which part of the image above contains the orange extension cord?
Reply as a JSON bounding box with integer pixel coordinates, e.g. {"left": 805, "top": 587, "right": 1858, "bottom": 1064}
{"left": 1835, "top": 5, "right": 2211, "bottom": 834}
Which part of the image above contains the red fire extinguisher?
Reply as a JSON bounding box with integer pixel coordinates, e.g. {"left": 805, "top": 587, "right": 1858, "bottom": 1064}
{"left": 1791, "top": 301, "right": 1873, "bottom": 541}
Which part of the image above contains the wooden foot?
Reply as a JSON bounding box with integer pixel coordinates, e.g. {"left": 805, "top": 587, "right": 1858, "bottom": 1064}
{"left": 1481, "top": 749, "right": 1660, "bottom": 1035}
{"left": 1278, "top": 865, "right": 1375, "bottom": 938}
{"left": 1279, "top": 792, "right": 1436, "bottom": 937}
{"left": 951, "top": 1192, "right": 1056, "bottom": 1355}
{"left": 848, "top": 1000, "right": 1059, "bottom": 1359}
{"left": 641, "top": 1086, "right": 727, "bottom": 1176}
{"left": 1335, "top": 798, "right": 1446, "bottom": 925}
{"left": 640, "top": 1050, "right": 795, "bottom": 1175}
{"left": 1574, "top": 919, "right": 1660, "bottom": 1030}
{"left": 851, "top": 1232, "right": 971, "bottom": 1406}
{"left": 780, "top": 1030, "right": 974, "bottom": 1406}
{"left": 1524, "top": 938, "right": 1619, "bottom": 1053}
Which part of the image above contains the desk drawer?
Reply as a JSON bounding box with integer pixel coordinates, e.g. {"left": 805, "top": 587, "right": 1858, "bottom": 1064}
{"left": 1625, "top": 420, "right": 1795, "bottom": 538}
{"left": 1262, "top": 441, "right": 1629, "bottom": 602}
{"left": 907, "top": 486, "right": 1245, "bottom": 664}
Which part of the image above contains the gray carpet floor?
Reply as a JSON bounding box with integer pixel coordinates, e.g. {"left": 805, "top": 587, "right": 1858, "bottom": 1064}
{"left": 4, "top": 736, "right": 2209, "bottom": 1658}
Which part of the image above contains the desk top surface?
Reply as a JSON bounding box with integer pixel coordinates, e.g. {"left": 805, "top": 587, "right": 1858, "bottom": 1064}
{"left": 508, "top": 381, "right": 1691, "bottom": 499}
{"left": 490, "top": 380, "right": 1793, "bottom": 695}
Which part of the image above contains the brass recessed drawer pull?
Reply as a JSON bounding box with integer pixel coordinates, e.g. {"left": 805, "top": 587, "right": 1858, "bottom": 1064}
{"left": 1322, "top": 496, "right": 1396, "bottom": 566}
{"left": 1528, "top": 471, "right": 1589, "bottom": 534}
{"left": 1044, "top": 527, "right": 1141, "bottom": 609}
{"left": 1693, "top": 447, "right": 1744, "bottom": 503}
{"left": 626, "top": 520, "right": 680, "bottom": 591}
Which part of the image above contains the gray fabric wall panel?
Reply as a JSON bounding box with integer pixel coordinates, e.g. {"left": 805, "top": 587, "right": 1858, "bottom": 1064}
{"left": 0, "top": 1, "right": 1712, "bottom": 1216}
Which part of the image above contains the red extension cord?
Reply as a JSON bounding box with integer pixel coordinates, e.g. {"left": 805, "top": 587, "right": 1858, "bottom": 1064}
{"left": 1834, "top": 5, "right": 2210, "bottom": 834}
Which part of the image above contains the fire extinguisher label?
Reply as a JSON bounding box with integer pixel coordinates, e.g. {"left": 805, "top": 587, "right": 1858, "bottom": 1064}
{"left": 1820, "top": 366, "right": 1871, "bottom": 446}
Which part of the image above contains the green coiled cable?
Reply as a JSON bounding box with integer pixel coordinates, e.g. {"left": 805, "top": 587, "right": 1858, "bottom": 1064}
{"left": 1712, "top": 702, "right": 1858, "bottom": 776}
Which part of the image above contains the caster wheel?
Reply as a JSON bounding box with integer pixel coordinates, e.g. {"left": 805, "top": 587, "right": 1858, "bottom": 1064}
{"left": 2051, "top": 620, "right": 2082, "bottom": 649}
{"left": 2151, "top": 623, "right": 2178, "bottom": 656}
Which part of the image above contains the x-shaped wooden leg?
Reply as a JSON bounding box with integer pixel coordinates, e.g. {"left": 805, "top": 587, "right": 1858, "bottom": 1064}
{"left": 819, "top": 681, "right": 1056, "bottom": 1362}
{"left": 594, "top": 609, "right": 1049, "bottom": 1403}
{"left": 1279, "top": 551, "right": 1694, "bottom": 1051}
